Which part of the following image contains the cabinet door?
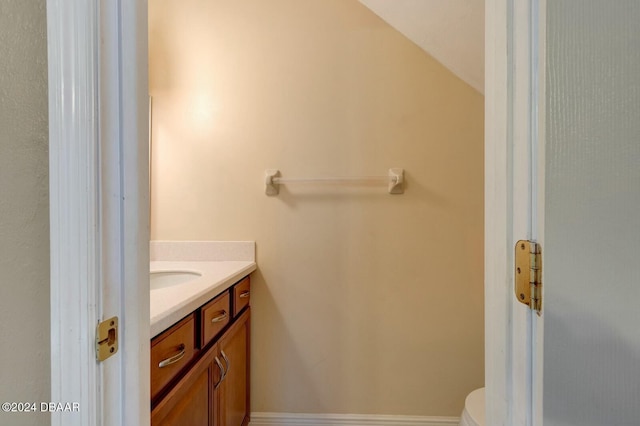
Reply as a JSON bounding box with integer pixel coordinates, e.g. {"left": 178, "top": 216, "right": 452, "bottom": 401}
{"left": 218, "top": 309, "right": 250, "bottom": 426}
{"left": 152, "top": 346, "right": 218, "bottom": 426}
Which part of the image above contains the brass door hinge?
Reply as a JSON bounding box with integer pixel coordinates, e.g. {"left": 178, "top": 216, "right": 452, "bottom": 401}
{"left": 515, "top": 240, "right": 542, "bottom": 314}
{"left": 96, "top": 316, "right": 118, "bottom": 362}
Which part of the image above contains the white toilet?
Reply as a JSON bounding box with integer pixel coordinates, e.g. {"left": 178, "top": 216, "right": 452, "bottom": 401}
{"left": 459, "top": 387, "right": 485, "bottom": 426}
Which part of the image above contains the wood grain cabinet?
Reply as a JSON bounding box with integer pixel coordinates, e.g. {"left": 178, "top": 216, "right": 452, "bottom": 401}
{"left": 151, "top": 276, "right": 251, "bottom": 426}
{"left": 150, "top": 314, "right": 198, "bottom": 401}
{"left": 216, "top": 310, "right": 250, "bottom": 426}
{"left": 151, "top": 347, "right": 217, "bottom": 426}
{"left": 202, "top": 292, "right": 231, "bottom": 346}
{"left": 232, "top": 277, "right": 250, "bottom": 317}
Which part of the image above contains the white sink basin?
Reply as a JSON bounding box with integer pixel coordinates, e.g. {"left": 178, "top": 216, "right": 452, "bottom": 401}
{"left": 150, "top": 270, "right": 202, "bottom": 290}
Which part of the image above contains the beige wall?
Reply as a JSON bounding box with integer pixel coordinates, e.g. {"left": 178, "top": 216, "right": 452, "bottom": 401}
{"left": 149, "top": 0, "right": 483, "bottom": 416}
{"left": 0, "top": 1, "right": 50, "bottom": 425}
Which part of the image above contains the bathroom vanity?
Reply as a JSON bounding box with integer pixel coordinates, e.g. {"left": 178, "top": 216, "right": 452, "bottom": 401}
{"left": 151, "top": 275, "right": 250, "bottom": 426}
{"left": 149, "top": 242, "right": 256, "bottom": 426}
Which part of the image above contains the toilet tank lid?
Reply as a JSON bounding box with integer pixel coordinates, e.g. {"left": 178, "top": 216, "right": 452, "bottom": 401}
{"left": 464, "top": 387, "right": 485, "bottom": 425}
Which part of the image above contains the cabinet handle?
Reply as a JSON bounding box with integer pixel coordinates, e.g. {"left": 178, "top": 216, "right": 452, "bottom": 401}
{"left": 211, "top": 311, "right": 228, "bottom": 323}
{"left": 158, "top": 344, "right": 186, "bottom": 368}
{"left": 214, "top": 356, "right": 225, "bottom": 389}
{"left": 239, "top": 291, "right": 250, "bottom": 299}
{"left": 221, "top": 350, "right": 231, "bottom": 377}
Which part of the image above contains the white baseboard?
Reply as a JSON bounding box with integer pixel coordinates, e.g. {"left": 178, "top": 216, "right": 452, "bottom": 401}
{"left": 249, "top": 412, "right": 460, "bottom": 426}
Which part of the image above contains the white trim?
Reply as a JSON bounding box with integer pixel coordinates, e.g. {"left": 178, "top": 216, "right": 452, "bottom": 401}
{"left": 249, "top": 413, "right": 460, "bottom": 426}
{"left": 484, "top": 0, "right": 511, "bottom": 423}
{"left": 47, "top": 1, "right": 101, "bottom": 425}
{"left": 532, "top": 1, "right": 547, "bottom": 425}
{"left": 48, "top": 0, "right": 149, "bottom": 425}
{"left": 117, "top": 2, "right": 150, "bottom": 425}
{"left": 510, "top": 0, "right": 536, "bottom": 424}
{"left": 485, "top": 0, "right": 539, "bottom": 424}
{"left": 99, "top": 1, "right": 125, "bottom": 424}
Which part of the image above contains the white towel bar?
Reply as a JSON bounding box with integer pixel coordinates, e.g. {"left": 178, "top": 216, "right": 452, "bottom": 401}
{"left": 265, "top": 168, "right": 404, "bottom": 195}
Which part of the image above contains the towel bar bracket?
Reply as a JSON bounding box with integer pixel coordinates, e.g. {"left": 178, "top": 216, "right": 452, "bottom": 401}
{"left": 265, "top": 169, "right": 281, "bottom": 195}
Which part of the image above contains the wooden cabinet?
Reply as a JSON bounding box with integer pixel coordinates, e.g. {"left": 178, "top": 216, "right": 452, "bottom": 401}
{"left": 232, "top": 277, "right": 250, "bottom": 317}
{"left": 151, "top": 314, "right": 198, "bottom": 401}
{"left": 151, "top": 348, "right": 217, "bottom": 426}
{"left": 151, "top": 276, "right": 250, "bottom": 426}
{"left": 202, "top": 292, "right": 231, "bottom": 347}
{"left": 216, "top": 310, "right": 250, "bottom": 426}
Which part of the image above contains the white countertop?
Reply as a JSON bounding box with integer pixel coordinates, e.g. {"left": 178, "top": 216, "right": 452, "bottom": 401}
{"left": 150, "top": 260, "right": 256, "bottom": 337}
{"left": 149, "top": 241, "right": 256, "bottom": 338}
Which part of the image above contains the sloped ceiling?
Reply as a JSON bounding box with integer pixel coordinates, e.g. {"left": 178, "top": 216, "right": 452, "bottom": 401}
{"left": 359, "top": 0, "right": 484, "bottom": 94}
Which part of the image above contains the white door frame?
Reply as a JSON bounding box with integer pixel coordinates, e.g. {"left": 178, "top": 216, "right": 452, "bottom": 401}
{"left": 532, "top": 2, "right": 546, "bottom": 425}
{"left": 47, "top": 1, "right": 149, "bottom": 425}
{"left": 48, "top": 0, "right": 542, "bottom": 424}
{"left": 485, "top": 0, "right": 544, "bottom": 424}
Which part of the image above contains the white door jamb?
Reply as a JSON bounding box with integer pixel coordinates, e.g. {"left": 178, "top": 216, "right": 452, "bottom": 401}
{"left": 47, "top": 1, "right": 149, "bottom": 425}
{"left": 485, "top": 0, "right": 542, "bottom": 424}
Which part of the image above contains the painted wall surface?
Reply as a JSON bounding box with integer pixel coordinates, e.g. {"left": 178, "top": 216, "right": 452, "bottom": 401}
{"left": 0, "top": 1, "right": 50, "bottom": 425}
{"left": 149, "top": 0, "right": 483, "bottom": 416}
{"left": 544, "top": 1, "right": 640, "bottom": 424}
{"left": 359, "top": 0, "right": 485, "bottom": 94}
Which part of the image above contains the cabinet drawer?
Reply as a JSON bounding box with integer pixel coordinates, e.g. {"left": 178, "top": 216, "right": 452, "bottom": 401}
{"left": 201, "top": 291, "right": 231, "bottom": 347}
{"left": 151, "top": 314, "right": 197, "bottom": 400}
{"left": 233, "top": 276, "right": 251, "bottom": 317}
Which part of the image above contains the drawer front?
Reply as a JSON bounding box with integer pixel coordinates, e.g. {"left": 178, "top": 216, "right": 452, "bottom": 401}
{"left": 151, "top": 314, "right": 197, "bottom": 400}
{"left": 233, "top": 276, "right": 251, "bottom": 317}
{"left": 202, "top": 292, "right": 231, "bottom": 347}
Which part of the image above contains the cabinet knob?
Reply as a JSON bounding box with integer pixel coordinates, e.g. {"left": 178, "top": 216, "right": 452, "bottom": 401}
{"left": 239, "top": 291, "right": 250, "bottom": 299}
